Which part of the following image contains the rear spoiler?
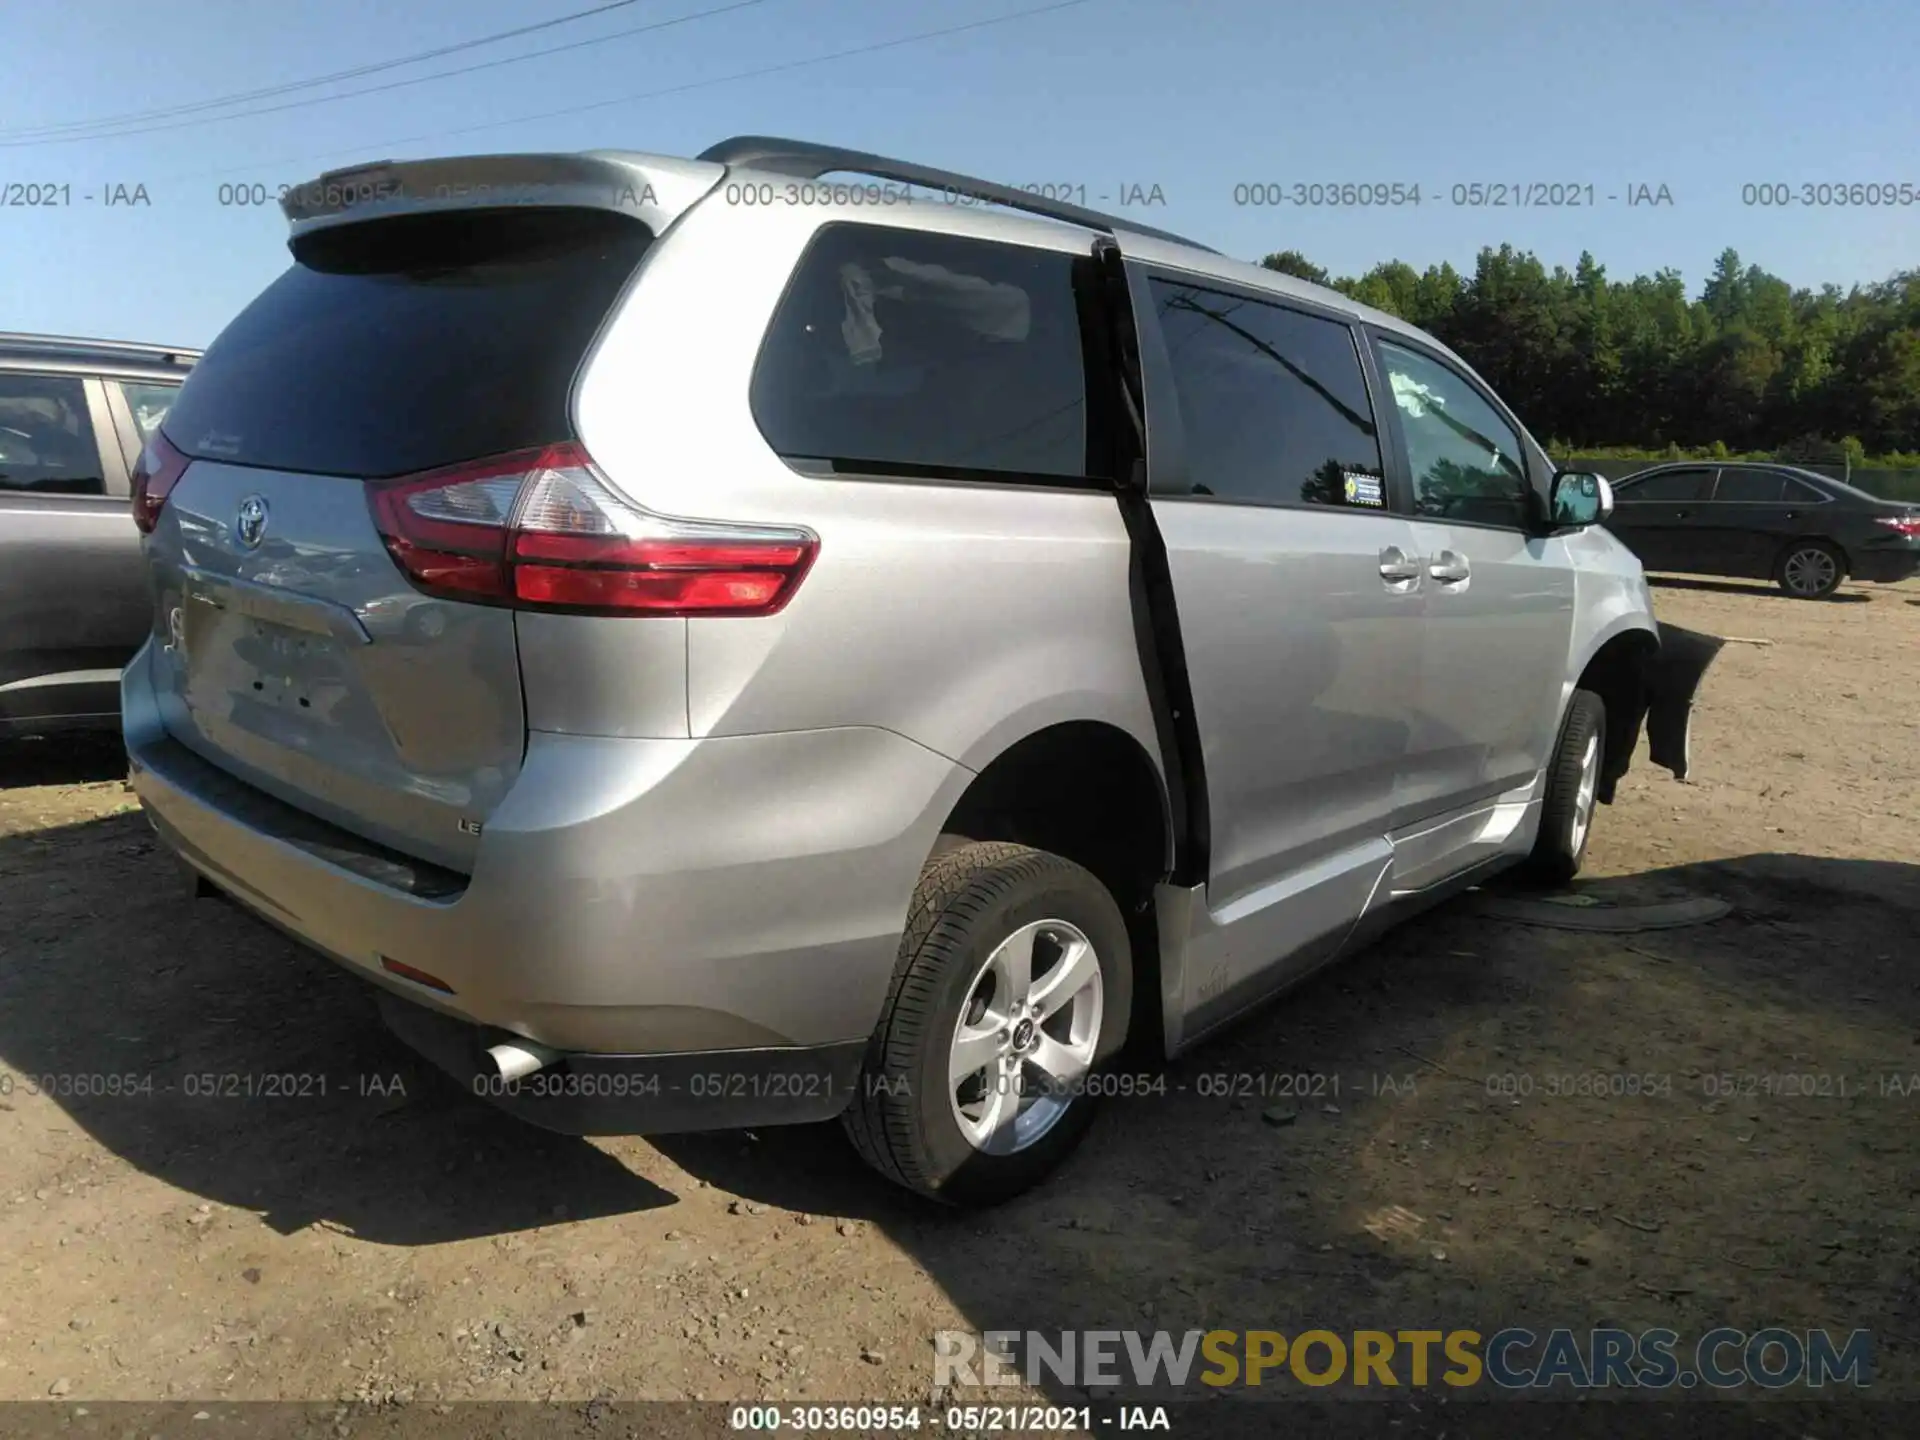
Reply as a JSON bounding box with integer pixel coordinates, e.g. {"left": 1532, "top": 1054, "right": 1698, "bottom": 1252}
{"left": 278, "top": 150, "right": 726, "bottom": 244}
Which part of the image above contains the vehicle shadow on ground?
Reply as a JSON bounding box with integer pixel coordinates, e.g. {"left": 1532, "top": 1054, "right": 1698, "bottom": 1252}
{"left": 0, "top": 809, "right": 671, "bottom": 1243}
{"left": 658, "top": 850, "right": 1920, "bottom": 1413}
{"left": 5, "top": 807, "right": 1918, "bottom": 1404}
{"left": 1646, "top": 574, "right": 1875, "bottom": 604}
{"left": 0, "top": 733, "right": 130, "bottom": 788}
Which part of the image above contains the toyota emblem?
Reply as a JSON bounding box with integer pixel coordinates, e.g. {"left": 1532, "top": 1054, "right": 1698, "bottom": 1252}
{"left": 235, "top": 495, "right": 269, "bottom": 549}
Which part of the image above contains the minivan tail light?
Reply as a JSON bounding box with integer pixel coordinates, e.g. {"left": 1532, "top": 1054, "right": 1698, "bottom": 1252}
{"left": 1873, "top": 514, "right": 1920, "bottom": 538}
{"left": 130, "top": 430, "right": 192, "bottom": 534}
{"left": 365, "top": 443, "right": 817, "bottom": 616}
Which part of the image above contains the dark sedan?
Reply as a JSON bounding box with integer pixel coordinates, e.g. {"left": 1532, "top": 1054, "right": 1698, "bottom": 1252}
{"left": 1604, "top": 461, "right": 1920, "bottom": 598}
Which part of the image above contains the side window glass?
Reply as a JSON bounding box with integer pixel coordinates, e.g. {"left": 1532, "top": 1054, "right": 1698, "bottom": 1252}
{"left": 0, "top": 373, "right": 106, "bottom": 495}
{"left": 118, "top": 381, "right": 181, "bottom": 443}
{"left": 1780, "top": 477, "right": 1824, "bottom": 503}
{"left": 1619, "top": 468, "right": 1713, "bottom": 503}
{"left": 1150, "top": 280, "right": 1385, "bottom": 508}
{"left": 1377, "top": 341, "right": 1530, "bottom": 529}
{"left": 751, "top": 224, "right": 1091, "bottom": 482}
{"left": 1714, "top": 470, "right": 1786, "bottom": 503}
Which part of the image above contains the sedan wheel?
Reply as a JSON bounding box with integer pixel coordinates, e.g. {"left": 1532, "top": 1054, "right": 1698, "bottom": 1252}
{"left": 1779, "top": 542, "right": 1842, "bottom": 599}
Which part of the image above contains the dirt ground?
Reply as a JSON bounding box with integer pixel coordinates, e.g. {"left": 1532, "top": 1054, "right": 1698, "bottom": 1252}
{"left": 2, "top": 573, "right": 1917, "bottom": 1423}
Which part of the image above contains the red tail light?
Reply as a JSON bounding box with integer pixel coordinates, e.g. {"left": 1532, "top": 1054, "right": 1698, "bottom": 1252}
{"left": 365, "top": 443, "right": 817, "bottom": 617}
{"left": 1873, "top": 514, "right": 1920, "bottom": 538}
{"left": 130, "top": 431, "right": 192, "bottom": 534}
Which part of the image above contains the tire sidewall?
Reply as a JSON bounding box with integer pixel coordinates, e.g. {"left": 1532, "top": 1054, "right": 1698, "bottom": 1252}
{"left": 910, "top": 868, "right": 1131, "bottom": 1203}
{"left": 1564, "top": 718, "right": 1601, "bottom": 867}
{"left": 1531, "top": 691, "right": 1606, "bottom": 882}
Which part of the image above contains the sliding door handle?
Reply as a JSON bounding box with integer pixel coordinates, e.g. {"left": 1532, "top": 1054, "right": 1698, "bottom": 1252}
{"left": 1378, "top": 546, "right": 1421, "bottom": 589}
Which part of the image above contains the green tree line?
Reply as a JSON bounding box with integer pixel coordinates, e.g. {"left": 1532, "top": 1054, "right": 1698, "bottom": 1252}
{"left": 1261, "top": 246, "right": 1920, "bottom": 466}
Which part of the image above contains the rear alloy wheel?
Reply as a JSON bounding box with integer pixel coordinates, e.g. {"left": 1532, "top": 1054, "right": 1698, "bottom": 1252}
{"left": 843, "top": 842, "right": 1131, "bottom": 1206}
{"left": 947, "top": 918, "right": 1105, "bottom": 1153}
{"left": 1777, "top": 540, "right": 1843, "bottom": 599}
{"left": 1522, "top": 689, "right": 1607, "bottom": 886}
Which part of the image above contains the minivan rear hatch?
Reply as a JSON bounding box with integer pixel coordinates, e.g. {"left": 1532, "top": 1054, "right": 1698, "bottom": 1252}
{"left": 140, "top": 156, "right": 710, "bottom": 872}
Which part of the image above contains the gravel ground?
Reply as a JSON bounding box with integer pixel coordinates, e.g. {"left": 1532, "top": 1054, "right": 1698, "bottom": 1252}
{"left": 1, "top": 574, "right": 1916, "bottom": 1423}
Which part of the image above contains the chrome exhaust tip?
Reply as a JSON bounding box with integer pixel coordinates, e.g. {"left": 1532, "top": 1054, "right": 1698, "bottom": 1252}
{"left": 486, "top": 1039, "right": 561, "bottom": 1082}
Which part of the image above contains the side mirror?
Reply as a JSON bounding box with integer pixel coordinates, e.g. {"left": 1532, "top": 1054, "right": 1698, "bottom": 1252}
{"left": 1551, "top": 470, "right": 1613, "bottom": 528}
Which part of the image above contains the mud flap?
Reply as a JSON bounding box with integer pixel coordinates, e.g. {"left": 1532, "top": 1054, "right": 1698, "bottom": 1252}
{"left": 1641, "top": 623, "right": 1725, "bottom": 781}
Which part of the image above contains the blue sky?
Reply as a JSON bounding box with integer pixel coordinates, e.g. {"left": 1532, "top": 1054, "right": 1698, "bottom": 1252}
{"left": 4, "top": 0, "right": 1917, "bottom": 348}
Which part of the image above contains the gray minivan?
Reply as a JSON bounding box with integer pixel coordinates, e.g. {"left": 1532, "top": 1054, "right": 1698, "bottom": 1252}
{"left": 2, "top": 333, "right": 195, "bottom": 734}
{"left": 124, "top": 140, "right": 1715, "bottom": 1204}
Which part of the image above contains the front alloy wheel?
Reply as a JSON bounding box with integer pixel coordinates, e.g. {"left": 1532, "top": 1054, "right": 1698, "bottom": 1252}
{"left": 1567, "top": 729, "right": 1601, "bottom": 858}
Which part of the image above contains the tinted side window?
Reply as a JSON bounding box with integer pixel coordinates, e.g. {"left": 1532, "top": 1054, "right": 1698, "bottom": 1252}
{"left": 0, "top": 373, "right": 105, "bottom": 495}
{"left": 1377, "top": 341, "right": 1530, "bottom": 528}
{"left": 1149, "top": 280, "right": 1384, "bottom": 508}
{"left": 1714, "top": 470, "right": 1789, "bottom": 503}
{"left": 1780, "top": 476, "right": 1825, "bottom": 502}
{"left": 752, "top": 224, "right": 1090, "bottom": 482}
{"left": 1619, "top": 468, "right": 1713, "bottom": 503}
{"left": 118, "top": 381, "right": 181, "bottom": 443}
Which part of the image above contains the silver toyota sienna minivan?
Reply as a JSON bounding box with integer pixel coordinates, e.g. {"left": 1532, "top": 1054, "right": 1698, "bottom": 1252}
{"left": 125, "top": 138, "right": 1718, "bottom": 1204}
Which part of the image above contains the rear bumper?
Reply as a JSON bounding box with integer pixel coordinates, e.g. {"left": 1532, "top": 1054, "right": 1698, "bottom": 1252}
{"left": 125, "top": 641, "right": 970, "bottom": 1070}
{"left": 374, "top": 990, "right": 866, "bottom": 1136}
{"left": 0, "top": 665, "right": 125, "bottom": 730}
{"left": 1851, "top": 548, "right": 1920, "bottom": 584}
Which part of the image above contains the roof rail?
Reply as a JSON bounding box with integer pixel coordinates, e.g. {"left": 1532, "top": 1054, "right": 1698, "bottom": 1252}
{"left": 697, "top": 135, "right": 1217, "bottom": 254}
{"left": 0, "top": 331, "right": 199, "bottom": 362}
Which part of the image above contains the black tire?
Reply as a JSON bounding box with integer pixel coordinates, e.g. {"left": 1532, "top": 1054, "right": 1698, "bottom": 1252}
{"left": 1521, "top": 689, "right": 1607, "bottom": 886}
{"left": 1776, "top": 539, "right": 1844, "bottom": 599}
{"left": 843, "top": 841, "right": 1132, "bottom": 1207}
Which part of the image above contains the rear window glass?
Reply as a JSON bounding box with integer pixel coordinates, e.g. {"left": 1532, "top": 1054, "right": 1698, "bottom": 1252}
{"left": 161, "top": 208, "right": 652, "bottom": 478}
{"left": 751, "top": 223, "right": 1092, "bottom": 482}
{"left": 1714, "top": 469, "right": 1794, "bottom": 502}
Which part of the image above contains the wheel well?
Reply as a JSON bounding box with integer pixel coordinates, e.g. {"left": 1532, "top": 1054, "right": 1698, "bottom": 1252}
{"left": 1576, "top": 630, "right": 1658, "bottom": 802}
{"left": 938, "top": 722, "right": 1172, "bottom": 1052}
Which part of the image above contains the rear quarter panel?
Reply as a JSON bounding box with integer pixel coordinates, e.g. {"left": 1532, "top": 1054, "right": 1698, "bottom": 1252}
{"left": 570, "top": 189, "right": 1163, "bottom": 776}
